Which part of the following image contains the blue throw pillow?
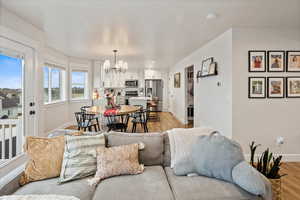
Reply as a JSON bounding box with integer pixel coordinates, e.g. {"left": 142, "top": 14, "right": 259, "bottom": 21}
{"left": 232, "top": 161, "right": 266, "bottom": 196}
{"left": 191, "top": 132, "right": 244, "bottom": 182}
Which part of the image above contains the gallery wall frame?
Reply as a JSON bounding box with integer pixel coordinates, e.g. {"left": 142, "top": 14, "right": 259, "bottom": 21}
{"left": 267, "top": 77, "right": 285, "bottom": 98}
{"left": 267, "top": 51, "right": 285, "bottom": 72}
{"left": 248, "top": 77, "right": 266, "bottom": 99}
{"left": 286, "top": 51, "right": 300, "bottom": 72}
{"left": 248, "top": 50, "right": 266, "bottom": 72}
{"left": 286, "top": 76, "right": 300, "bottom": 98}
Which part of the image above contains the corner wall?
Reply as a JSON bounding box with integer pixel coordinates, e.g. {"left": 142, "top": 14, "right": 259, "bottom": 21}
{"left": 169, "top": 29, "right": 233, "bottom": 138}
{"left": 232, "top": 28, "right": 300, "bottom": 157}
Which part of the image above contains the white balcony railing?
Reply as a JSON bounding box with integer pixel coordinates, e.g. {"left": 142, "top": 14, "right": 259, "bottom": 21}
{"left": 0, "top": 117, "right": 22, "bottom": 163}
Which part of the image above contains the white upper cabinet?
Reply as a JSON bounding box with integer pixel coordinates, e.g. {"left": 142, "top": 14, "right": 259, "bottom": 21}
{"left": 144, "top": 69, "right": 162, "bottom": 79}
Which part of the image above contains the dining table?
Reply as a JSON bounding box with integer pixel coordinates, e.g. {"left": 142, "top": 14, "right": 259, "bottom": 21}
{"left": 85, "top": 105, "right": 140, "bottom": 116}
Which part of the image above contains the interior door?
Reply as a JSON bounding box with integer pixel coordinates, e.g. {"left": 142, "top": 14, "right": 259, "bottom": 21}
{"left": 0, "top": 36, "right": 35, "bottom": 163}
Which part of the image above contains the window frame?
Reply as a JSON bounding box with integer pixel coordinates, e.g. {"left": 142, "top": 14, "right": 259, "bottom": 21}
{"left": 43, "top": 63, "right": 66, "bottom": 104}
{"left": 70, "top": 70, "right": 89, "bottom": 100}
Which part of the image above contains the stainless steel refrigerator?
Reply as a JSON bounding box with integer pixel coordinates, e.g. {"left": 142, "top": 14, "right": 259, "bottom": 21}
{"left": 145, "top": 79, "right": 163, "bottom": 111}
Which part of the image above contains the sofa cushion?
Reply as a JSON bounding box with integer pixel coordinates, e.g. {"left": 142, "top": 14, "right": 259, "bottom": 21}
{"left": 164, "top": 167, "right": 262, "bottom": 200}
{"left": 192, "top": 132, "right": 244, "bottom": 182}
{"left": 59, "top": 135, "right": 105, "bottom": 183}
{"left": 13, "top": 177, "right": 95, "bottom": 200}
{"left": 92, "top": 166, "right": 174, "bottom": 200}
{"left": 20, "top": 136, "right": 65, "bottom": 185}
{"left": 88, "top": 143, "right": 144, "bottom": 186}
{"left": 105, "top": 132, "right": 164, "bottom": 166}
{"left": 167, "top": 127, "right": 215, "bottom": 175}
{"left": 163, "top": 133, "right": 171, "bottom": 167}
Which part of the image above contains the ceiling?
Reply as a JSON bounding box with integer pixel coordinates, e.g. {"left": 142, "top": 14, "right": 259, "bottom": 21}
{"left": 1, "top": 0, "right": 300, "bottom": 69}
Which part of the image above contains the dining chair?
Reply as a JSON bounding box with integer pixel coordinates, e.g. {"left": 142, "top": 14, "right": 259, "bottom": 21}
{"left": 105, "top": 114, "right": 129, "bottom": 132}
{"left": 74, "top": 112, "right": 98, "bottom": 132}
{"left": 131, "top": 109, "right": 150, "bottom": 133}
{"left": 80, "top": 106, "right": 101, "bottom": 131}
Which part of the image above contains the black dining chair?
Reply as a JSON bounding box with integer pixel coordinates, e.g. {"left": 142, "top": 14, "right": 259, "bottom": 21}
{"left": 80, "top": 106, "right": 100, "bottom": 131}
{"left": 131, "top": 109, "right": 150, "bottom": 133}
{"left": 75, "top": 112, "right": 98, "bottom": 132}
{"left": 105, "top": 114, "right": 129, "bottom": 132}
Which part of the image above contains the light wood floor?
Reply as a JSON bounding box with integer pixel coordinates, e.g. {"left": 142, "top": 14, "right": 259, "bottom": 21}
{"left": 68, "top": 112, "right": 299, "bottom": 199}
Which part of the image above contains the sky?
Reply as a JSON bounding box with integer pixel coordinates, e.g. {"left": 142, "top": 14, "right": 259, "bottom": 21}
{"left": 0, "top": 53, "right": 22, "bottom": 89}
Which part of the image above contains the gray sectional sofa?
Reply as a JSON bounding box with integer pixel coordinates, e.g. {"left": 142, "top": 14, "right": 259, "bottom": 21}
{"left": 0, "top": 132, "right": 263, "bottom": 200}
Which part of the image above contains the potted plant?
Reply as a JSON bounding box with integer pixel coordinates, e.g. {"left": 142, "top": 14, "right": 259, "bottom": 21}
{"left": 249, "top": 141, "right": 286, "bottom": 200}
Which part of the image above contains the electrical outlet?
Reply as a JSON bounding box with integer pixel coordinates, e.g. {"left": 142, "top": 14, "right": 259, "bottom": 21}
{"left": 276, "top": 136, "right": 284, "bottom": 145}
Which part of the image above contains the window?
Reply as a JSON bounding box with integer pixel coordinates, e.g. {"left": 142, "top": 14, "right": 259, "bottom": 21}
{"left": 43, "top": 64, "right": 65, "bottom": 103}
{"left": 71, "top": 71, "right": 88, "bottom": 99}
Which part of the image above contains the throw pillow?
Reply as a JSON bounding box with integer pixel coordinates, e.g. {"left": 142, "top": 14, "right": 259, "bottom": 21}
{"left": 167, "top": 127, "right": 215, "bottom": 175}
{"left": 232, "top": 161, "right": 266, "bottom": 196}
{"left": 58, "top": 135, "right": 105, "bottom": 183}
{"left": 105, "top": 132, "right": 164, "bottom": 166}
{"left": 88, "top": 143, "right": 144, "bottom": 186}
{"left": 191, "top": 132, "right": 244, "bottom": 182}
{"left": 19, "top": 136, "right": 65, "bottom": 185}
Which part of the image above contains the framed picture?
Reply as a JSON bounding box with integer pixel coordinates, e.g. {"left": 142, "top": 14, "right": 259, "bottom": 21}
{"left": 248, "top": 77, "right": 266, "bottom": 98}
{"left": 174, "top": 72, "right": 180, "bottom": 88}
{"left": 286, "top": 77, "right": 300, "bottom": 98}
{"left": 267, "top": 77, "right": 285, "bottom": 98}
{"left": 287, "top": 51, "right": 300, "bottom": 72}
{"left": 200, "top": 57, "right": 213, "bottom": 76}
{"left": 267, "top": 51, "right": 285, "bottom": 72}
{"left": 249, "top": 51, "right": 266, "bottom": 72}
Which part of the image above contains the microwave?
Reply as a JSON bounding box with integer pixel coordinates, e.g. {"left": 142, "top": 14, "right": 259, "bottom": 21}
{"left": 125, "top": 80, "right": 138, "bottom": 88}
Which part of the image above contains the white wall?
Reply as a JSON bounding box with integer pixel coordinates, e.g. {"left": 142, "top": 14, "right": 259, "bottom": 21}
{"left": 169, "top": 29, "right": 233, "bottom": 138}
{"left": 0, "top": 6, "right": 94, "bottom": 135}
{"left": 232, "top": 28, "right": 300, "bottom": 157}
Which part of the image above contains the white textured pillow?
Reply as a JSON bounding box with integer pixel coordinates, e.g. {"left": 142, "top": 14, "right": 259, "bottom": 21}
{"left": 167, "top": 127, "right": 215, "bottom": 175}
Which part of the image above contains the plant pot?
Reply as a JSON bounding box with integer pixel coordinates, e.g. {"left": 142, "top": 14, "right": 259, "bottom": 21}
{"left": 269, "top": 178, "right": 281, "bottom": 200}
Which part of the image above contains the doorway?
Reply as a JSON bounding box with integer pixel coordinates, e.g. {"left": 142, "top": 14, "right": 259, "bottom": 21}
{"left": 185, "top": 65, "right": 194, "bottom": 127}
{"left": 0, "top": 37, "right": 35, "bottom": 165}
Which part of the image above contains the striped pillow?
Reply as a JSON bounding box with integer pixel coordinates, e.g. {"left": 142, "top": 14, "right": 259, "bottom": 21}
{"left": 58, "top": 135, "right": 105, "bottom": 183}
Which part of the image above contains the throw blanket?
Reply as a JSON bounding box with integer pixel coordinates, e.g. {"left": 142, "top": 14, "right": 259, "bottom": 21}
{"left": 104, "top": 108, "right": 117, "bottom": 116}
{"left": 167, "top": 127, "right": 215, "bottom": 175}
{"left": 0, "top": 195, "right": 80, "bottom": 200}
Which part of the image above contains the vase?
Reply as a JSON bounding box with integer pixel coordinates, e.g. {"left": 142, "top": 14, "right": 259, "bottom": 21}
{"left": 269, "top": 178, "right": 281, "bottom": 200}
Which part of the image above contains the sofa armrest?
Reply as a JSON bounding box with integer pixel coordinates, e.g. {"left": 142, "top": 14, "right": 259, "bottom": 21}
{"left": 0, "top": 173, "right": 22, "bottom": 195}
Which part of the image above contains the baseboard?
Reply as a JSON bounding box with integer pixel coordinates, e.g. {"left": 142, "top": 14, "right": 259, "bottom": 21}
{"left": 244, "top": 154, "right": 300, "bottom": 162}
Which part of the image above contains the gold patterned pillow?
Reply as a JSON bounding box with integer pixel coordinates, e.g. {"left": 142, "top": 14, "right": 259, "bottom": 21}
{"left": 88, "top": 143, "right": 144, "bottom": 186}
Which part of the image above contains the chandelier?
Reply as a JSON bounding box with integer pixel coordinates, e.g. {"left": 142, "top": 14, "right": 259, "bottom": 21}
{"left": 103, "top": 50, "right": 128, "bottom": 73}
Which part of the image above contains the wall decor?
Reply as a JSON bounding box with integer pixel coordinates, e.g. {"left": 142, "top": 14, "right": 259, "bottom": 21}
{"left": 174, "top": 72, "right": 181, "bottom": 88}
{"left": 267, "top": 77, "right": 285, "bottom": 98}
{"left": 248, "top": 51, "right": 266, "bottom": 72}
{"left": 197, "top": 57, "right": 218, "bottom": 80}
{"left": 267, "top": 51, "right": 285, "bottom": 72}
{"left": 248, "top": 77, "right": 266, "bottom": 98}
{"left": 287, "top": 51, "right": 300, "bottom": 72}
{"left": 286, "top": 77, "right": 300, "bottom": 98}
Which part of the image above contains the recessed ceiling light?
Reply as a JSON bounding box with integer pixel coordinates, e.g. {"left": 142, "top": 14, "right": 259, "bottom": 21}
{"left": 206, "top": 13, "right": 217, "bottom": 20}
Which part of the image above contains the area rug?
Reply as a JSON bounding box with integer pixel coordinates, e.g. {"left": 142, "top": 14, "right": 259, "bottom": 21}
{"left": 0, "top": 195, "right": 80, "bottom": 200}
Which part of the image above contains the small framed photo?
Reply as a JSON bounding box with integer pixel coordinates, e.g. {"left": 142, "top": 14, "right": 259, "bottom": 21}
{"left": 201, "top": 57, "right": 213, "bottom": 76}
{"left": 248, "top": 77, "right": 266, "bottom": 98}
{"left": 249, "top": 51, "right": 266, "bottom": 72}
{"left": 174, "top": 72, "right": 181, "bottom": 88}
{"left": 267, "top": 77, "right": 285, "bottom": 98}
{"left": 286, "top": 77, "right": 300, "bottom": 98}
{"left": 267, "top": 51, "right": 285, "bottom": 72}
{"left": 287, "top": 51, "right": 300, "bottom": 72}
